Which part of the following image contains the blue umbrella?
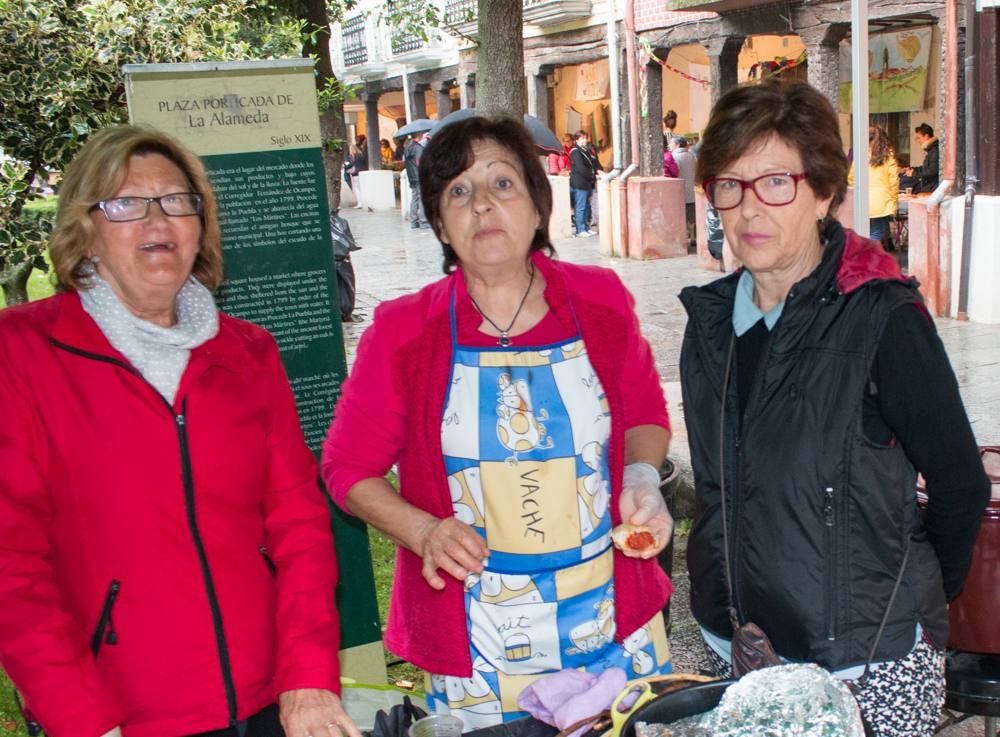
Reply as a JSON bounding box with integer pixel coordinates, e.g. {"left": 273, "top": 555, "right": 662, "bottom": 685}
{"left": 393, "top": 118, "right": 435, "bottom": 139}
{"left": 428, "top": 109, "right": 563, "bottom": 155}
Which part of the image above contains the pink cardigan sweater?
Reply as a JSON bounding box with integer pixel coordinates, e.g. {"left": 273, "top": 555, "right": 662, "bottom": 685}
{"left": 322, "top": 251, "right": 672, "bottom": 676}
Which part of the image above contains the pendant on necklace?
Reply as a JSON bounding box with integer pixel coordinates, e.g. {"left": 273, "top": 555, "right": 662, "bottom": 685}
{"left": 499, "top": 333, "right": 511, "bottom": 347}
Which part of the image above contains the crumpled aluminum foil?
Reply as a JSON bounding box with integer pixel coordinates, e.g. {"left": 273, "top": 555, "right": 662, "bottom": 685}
{"left": 635, "top": 663, "right": 864, "bottom": 737}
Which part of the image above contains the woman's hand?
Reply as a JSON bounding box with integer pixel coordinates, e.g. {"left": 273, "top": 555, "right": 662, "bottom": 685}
{"left": 618, "top": 462, "right": 673, "bottom": 559}
{"left": 417, "top": 516, "right": 489, "bottom": 590}
{"left": 279, "top": 688, "right": 362, "bottom": 737}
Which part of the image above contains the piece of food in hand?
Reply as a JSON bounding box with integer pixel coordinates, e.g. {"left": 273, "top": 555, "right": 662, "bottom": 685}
{"left": 612, "top": 524, "right": 659, "bottom": 554}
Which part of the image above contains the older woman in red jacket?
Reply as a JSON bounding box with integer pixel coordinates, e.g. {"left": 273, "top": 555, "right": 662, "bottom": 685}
{"left": 0, "top": 126, "right": 359, "bottom": 737}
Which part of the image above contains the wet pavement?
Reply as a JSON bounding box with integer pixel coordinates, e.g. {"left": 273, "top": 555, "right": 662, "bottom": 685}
{"left": 338, "top": 207, "right": 999, "bottom": 736}
{"left": 341, "top": 207, "right": 999, "bottom": 465}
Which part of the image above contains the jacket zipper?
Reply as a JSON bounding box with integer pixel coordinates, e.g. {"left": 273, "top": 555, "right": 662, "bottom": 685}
{"left": 730, "top": 434, "right": 746, "bottom": 620}
{"left": 51, "top": 339, "right": 239, "bottom": 727}
{"left": 90, "top": 579, "right": 121, "bottom": 656}
{"left": 731, "top": 313, "right": 782, "bottom": 624}
{"left": 823, "top": 486, "right": 837, "bottom": 640}
{"left": 259, "top": 545, "right": 277, "bottom": 576}
{"left": 175, "top": 408, "right": 238, "bottom": 725}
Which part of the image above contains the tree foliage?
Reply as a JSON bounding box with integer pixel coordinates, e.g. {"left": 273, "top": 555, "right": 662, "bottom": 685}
{"left": 0, "top": 0, "right": 309, "bottom": 302}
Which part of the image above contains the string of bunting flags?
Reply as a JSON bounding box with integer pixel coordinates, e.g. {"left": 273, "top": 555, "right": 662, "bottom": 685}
{"left": 640, "top": 42, "right": 807, "bottom": 87}
{"left": 747, "top": 51, "right": 807, "bottom": 80}
{"left": 643, "top": 52, "right": 710, "bottom": 87}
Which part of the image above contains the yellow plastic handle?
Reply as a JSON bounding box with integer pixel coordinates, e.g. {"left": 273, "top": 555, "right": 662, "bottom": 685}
{"left": 608, "top": 681, "right": 656, "bottom": 737}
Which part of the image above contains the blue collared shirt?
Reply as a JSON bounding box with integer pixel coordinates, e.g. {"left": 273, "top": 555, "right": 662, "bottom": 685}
{"left": 732, "top": 269, "right": 785, "bottom": 336}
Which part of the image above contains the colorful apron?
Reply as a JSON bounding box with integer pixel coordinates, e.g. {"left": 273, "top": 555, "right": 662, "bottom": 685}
{"left": 425, "top": 295, "right": 670, "bottom": 729}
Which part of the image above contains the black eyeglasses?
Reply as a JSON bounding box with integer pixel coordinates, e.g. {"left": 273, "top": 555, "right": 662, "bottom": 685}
{"left": 703, "top": 172, "right": 809, "bottom": 210}
{"left": 91, "top": 192, "right": 203, "bottom": 222}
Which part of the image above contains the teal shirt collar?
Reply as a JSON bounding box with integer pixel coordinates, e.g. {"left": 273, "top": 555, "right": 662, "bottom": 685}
{"left": 732, "top": 269, "right": 785, "bottom": 336}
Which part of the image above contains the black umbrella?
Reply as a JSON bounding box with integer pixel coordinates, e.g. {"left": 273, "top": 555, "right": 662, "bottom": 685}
{"left": 428, "top": 108, "right": 477, "bottom": 135}
{"left": 522, "top": 114, "right": 562, "bottom": 154}
{"left": 393, "top": 118, "right": 435, "bottom": 139}
{"left": 428, "top": 109, "right": 563, "bottom": 155}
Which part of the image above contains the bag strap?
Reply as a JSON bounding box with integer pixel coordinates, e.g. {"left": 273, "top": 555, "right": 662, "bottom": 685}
{"left": 857, "top": 535, "right": 912, "bottom": 686}
{"left": 718, "top": 333, "right": 740, "bottom": 632}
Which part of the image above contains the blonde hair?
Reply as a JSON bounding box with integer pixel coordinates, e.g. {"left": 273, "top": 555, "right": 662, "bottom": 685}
{"left": 50, "top": 125, "right": 224, "bottom": 292}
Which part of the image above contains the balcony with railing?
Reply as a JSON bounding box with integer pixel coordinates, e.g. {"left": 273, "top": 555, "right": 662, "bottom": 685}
{"left": 443, "top": 0, "right": 478, "bottom": 37}
{"left": 341, "top": 15, "right": 368, "bottom": 67}
{"left": 444, "top": 0, "right": 593, "bottom": 34}
{"left": 383, "top": 25, "right": 455, "bottom": 68}
{"left": 666, "top": 0, "right": 760, "bottom": 9}
{"left": 391, "top": 29, "right": 425, "bottom": 55}
{"left": 521, "top": 0, "right": 593, "bottom": 26}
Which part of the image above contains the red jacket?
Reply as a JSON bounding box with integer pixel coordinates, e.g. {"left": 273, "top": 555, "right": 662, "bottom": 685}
{"left": 0, "top": 293, "right": 341, "bottom": 737}
{"left": 323, "top": 252, "right": 672, "bottom": 676}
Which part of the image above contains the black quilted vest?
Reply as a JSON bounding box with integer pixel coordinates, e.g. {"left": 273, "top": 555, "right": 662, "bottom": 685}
{"left": 679, "top": 224, "right": 948, "bottom": 670}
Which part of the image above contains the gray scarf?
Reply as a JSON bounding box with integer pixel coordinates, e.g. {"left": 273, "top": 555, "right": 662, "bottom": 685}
{"left": 79, "top": 265, "right": 219, "bottom": 404}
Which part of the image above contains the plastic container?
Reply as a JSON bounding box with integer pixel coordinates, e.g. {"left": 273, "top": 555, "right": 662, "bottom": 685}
{"left": 408, "top": 715, "right": 464, "bottom": 737}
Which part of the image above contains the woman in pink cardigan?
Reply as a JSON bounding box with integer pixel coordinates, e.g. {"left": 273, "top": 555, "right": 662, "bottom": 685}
{"left": 323, "top": 117, "right": 673, "bottom": 731}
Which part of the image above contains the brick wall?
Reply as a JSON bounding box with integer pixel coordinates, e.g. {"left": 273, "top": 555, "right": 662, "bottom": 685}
{"left": 633, "top": 5, "right": 716, "bottom": 33}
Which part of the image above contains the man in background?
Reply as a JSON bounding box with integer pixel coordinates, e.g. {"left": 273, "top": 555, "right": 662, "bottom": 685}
{"left": 404, "top": 132, "right": 429, "bottom": 229}
{"left": 905, "top": 123, "right": 939, "bottom": 194}
{"left": 671, "top": 135, "right": 697, "bottom": 249}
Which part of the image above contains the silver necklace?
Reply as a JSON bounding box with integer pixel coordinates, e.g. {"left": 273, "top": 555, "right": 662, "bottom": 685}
{"left": 468, "top": 264, "right": 535, "bottom": 347}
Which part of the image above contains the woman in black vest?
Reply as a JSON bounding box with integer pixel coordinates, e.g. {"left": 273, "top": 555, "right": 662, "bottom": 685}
{"left": 679, "top": 80, "right": 990, "bottom": 736}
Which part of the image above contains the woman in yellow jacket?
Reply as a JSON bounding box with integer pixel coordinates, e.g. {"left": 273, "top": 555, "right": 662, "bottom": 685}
{"left": 848, "top": 125, "right": 898, "bottom": 245}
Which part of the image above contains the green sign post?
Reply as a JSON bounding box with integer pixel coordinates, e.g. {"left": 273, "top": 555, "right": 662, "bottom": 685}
{"left": 123, "top": 60, "right": 384, "bottom": 682}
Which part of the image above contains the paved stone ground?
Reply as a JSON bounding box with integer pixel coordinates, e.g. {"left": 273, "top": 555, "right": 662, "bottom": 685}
{"left": 338, "top": 208, "right": 999, "bottom": 736}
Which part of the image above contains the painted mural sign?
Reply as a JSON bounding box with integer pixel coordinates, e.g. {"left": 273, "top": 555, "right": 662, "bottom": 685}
{"left": 838, "top": 28, "right": 933, "bottom": 113}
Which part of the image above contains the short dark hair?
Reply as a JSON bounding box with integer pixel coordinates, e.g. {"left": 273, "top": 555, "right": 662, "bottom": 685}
{"left": 419, "top": 116, "right": 554, "bottom": 273}
{"left": 915, "top": 123, "right": 934, "bottom": 138}
{"left": 672, "top": 135, "right": 688, "bottom": 149}
{"left": 697, "top": 79, "right": 848, "bottom": 223}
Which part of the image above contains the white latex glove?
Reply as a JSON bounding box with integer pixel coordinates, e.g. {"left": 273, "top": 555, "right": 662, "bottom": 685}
{"left": 618, "top": 462, "right": 674, "bottom": 558}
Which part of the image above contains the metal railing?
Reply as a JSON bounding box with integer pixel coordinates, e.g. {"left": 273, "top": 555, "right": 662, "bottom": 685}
{"left": 444, "top": 0, "right": 476, "bottom": 26}
{"left": 391, "top": 29, "right": 425, "bottom": 55}
{"left": 341, "top": 15, "right": 368, "bottom": 67}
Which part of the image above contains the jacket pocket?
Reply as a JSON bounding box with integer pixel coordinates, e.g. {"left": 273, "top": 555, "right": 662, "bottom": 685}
{"left": 90, "top": 579, "right": 121, "bottom": 657}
